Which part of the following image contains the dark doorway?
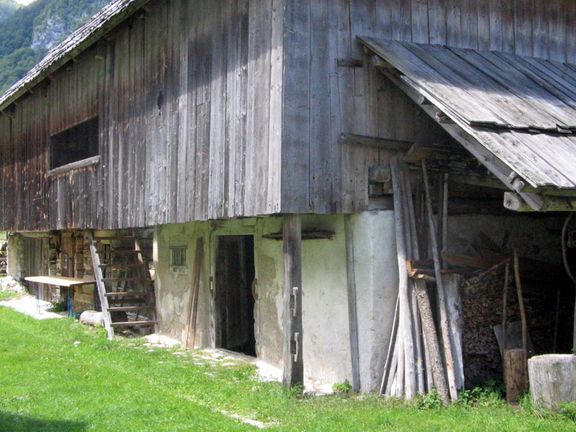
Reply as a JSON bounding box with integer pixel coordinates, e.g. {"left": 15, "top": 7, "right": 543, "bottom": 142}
{"left": 215, "top": 235, "right": 256, "bottom": 356}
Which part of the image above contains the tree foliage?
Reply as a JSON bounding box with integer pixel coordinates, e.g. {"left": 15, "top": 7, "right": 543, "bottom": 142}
{"left": 0, "top": 0, "right": 109, "bottom": 94}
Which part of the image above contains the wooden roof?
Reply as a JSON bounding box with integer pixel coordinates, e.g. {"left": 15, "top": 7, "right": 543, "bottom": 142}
{"left": 360, "top": 38, "right": 576, "bottom": 193}
{"left": 0, "top": 0, "right": 150, "bottom": 112}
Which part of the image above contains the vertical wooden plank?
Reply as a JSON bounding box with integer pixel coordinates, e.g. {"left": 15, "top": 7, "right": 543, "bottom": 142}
{"left": 459, "top": 0, "right": 478, "bottom": 49}
{"left": 390, "top": 0, "right": 412, "bottom": 41}
{"left": 208, "top": 1, "right": 228, "bottom": 219}
{"left": 194, "top": 0, "right": 212, "bottom": 220}
{"left": 513, "top": 0, "right": 533, "bottom": 57}
{"left": 477, "top": 0, "right": 491, "bottom": 51}
{"left": 281, "top": 0, "right": 310, "bottom": 213}
{"left": 283, "top": 214, "right": 303, "bottom": 388}
{"left": 488, "top": 0, "right": 502, "bottom": 51}
{"left": 532, "top": 0, "right": 548, "bottom": 59}
{"left": 411, "top": 0, "right": 430, "bottom": 44}
{"left": 428, "top": 0, "right": 447, "bottom": 45}
{"left": 547, "top": 0, "right": 565, "bottom": 62}
{"left": 501, "top": 0, "right": 515, "bottom": 53}
{"left": 446, "top": 0, "right": 462, "bottom": 47}
{"left": 224, "top": 0, "right": 240, "bottom": 217}
{"left": 567, "top": 1, "right": 576, "bottom": 65}
{"left": 267, "top": 0, "right": 283, "bottom": 214}
{"left": 309, "top": 0, "right": 332, "bottom": 213}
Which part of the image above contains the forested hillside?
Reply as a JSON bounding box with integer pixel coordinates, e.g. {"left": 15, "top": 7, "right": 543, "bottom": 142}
{"left": 0, "top": 0, "right": 109, "bottom": 94}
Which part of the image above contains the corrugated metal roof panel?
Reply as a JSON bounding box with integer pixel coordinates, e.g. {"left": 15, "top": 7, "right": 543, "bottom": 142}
{"left": 360, "top": 37, "right": 576, "bottom": 191}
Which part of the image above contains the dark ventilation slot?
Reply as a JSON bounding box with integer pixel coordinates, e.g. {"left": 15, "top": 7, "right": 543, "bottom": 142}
{"left": 50, "top": 117, "right": 99, "bottom": 170}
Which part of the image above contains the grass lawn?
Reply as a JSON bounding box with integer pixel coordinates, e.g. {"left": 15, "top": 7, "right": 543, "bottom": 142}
{"left": 0, "top": 307, "right": 575, "bottom": 432}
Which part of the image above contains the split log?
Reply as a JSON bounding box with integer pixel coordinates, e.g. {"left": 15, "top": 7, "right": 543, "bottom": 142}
{"left": 413, "top": 281, "right": 450, "bottom": 404}
{"left": 504, "top": 349, "right": 528, "bottom": 403}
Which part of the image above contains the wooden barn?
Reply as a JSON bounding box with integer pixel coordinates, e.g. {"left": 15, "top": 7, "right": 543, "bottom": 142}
{"left": 1, "top": 0, "right": 576, "bottom": 398}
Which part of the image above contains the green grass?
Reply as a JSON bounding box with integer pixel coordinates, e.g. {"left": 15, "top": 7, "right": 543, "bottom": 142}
{"left": 0, "top": 290, "right": 18, "bottom": 301}
{"left": 0, "top": 307, "right": 575, "bottom": 432}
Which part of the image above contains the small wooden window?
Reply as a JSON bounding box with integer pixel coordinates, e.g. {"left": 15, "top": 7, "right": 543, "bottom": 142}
{"left": 50, "top": 117, "right": 99, "bottom": 170}
{"left": 170, "top": 245, "right": 187, "bottom": 269}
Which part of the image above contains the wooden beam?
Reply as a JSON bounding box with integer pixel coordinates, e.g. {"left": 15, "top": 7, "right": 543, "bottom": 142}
{"left": 345, "top": 215, "right": 361, "bottom": 392}
{"left": 340, "top": 133, "right": 413, "bottom": 152}
{"left": 283, "top": 215, "right": 303, "bottom": 388}
{"left": 504, "top": 192, "right": 576, "bottom": 212}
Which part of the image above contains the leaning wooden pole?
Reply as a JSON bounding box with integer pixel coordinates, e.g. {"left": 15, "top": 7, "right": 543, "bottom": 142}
{"left": 390, "top": 157, "right": 417, "bottom": 399}
{"left": 345, "top": 215, "right": 361, "bottom": 392}
{"left": 283, "top": 215, "right": 303, "bottom": 388}
{"left": 87, "top": 231, "right": 114, "bottom": 340}
{"left": 422, "top": 160, "right": 458, "bottom": 402}
{"left": 403, "top": 166, "right": 449, "bottom": 403}
{"left": 184, "top": 237, "right": 204, "bottom": 349}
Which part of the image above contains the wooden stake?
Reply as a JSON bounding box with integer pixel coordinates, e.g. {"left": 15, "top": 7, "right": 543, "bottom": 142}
{"left": 283, "top": 215, "right": 303, "bottom": 388}
{"left": 422, "top": 160, "right": 458, "bottom": 402}
{"left": 184, "top": 237, "right": 204, "bottom": 349}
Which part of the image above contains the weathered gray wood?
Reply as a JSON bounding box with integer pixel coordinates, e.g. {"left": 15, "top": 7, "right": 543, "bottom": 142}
{"left": 87, "top": 231, "right": 114, "bottom": 340}
{"left": 283, "top": 215, "right": 303, "bottom": 388}
{"left": 504, "top": 192, "right": 576, "bottom": 212}
{"left": 390, "top": 157, "right": 417, "bottom": 399}
{"left": 184, "top": 237, "right": 204, "bottom": 349}
{"left": 413, "top": 281, "right": 450, "bottom": 404}
{"left": 443, "top": 273, "right": 464, "bottom": 389}
{"left": 422, "top": 160, "right": 458, "bottom": 402}
{"left": 529, "top": 355, "right": 576, "bottom": 409}
{"left": 345, "top": 215, "right": 361, "bottom": 392}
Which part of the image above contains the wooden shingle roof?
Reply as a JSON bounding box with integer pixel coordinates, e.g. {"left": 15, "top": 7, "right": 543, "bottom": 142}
{"left": 360, "top": 38, "right": 576, "bottom": 193}
{"left": 0, "top": 0, "right": 150, "bottom": 111}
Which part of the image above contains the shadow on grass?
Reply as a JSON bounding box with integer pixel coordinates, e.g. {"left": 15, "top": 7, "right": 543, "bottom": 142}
{"left": 0, "top": 412, "right": 87, "bottom": 431}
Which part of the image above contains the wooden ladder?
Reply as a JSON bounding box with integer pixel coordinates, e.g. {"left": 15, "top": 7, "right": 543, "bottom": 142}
{"left": 87, "top": 230, "right": 156, "bottom": 339}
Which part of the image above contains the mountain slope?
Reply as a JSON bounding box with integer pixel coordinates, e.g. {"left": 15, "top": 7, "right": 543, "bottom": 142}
{"left": 0, "top": 0, "right": 18, "bottom": 22}
{"left": 0, "top": 0, "right": 110, "bottom": 94}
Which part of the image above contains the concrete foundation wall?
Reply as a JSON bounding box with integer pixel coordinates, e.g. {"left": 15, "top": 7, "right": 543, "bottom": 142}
{"left": 154, "top": 211, "right": 399, "bottom": 391}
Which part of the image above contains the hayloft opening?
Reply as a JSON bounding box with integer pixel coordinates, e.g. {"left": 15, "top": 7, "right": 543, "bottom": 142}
{"left": 215, "top": 235, "right": 256, "bottom": 357}
{"left": 50, "top": 117, "right": 99, "bottom": 170}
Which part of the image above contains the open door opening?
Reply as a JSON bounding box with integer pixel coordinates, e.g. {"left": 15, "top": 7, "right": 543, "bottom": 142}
{"left": 215, "top": 235, "right": 256, "bottom": 357}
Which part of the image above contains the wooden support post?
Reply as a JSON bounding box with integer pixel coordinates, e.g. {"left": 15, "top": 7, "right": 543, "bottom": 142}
{"left": 422, "top": 160, "right": 458, "bottom": 402}
{"left": 345, "top": 215, "right": 361, "bottom": 392}
{"left": 283, "top": 215, "right": 303, "bottom": 388}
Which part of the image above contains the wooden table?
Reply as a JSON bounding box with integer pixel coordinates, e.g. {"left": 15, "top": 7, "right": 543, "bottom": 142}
{"left": 25, "top": 276, "right": 96, "bottom": 317}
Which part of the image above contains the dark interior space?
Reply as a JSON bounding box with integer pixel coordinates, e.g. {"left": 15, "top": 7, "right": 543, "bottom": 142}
{"left": 215, "top": 235, "right": 256, "bottom": 357}
{"left": 50, "top": 116, "right": 99, "bottom": 169}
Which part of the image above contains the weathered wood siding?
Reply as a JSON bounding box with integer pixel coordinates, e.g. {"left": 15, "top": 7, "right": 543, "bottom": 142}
{"left": 281, "top": 0, "right": 576, "bottom": 213}
{"left": 0, "top": 0, "right": 283, "bottom": 231}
